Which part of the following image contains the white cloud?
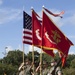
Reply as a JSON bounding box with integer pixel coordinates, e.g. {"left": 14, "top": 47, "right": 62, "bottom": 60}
{"left": 0, "top": 0, "right": 3, "bottom": 5}
{"left": 67, "top": 14, "right": 75, "bottom": 25}
{"left": 59, "top": 10, "right": 75, "bottom": 27}
{"left": 69, "top": 51, "right": 75, "bottom": 54}
{"left": 28, "top": 45, "right": 41, "bottom": 53}
{"left": 37, "top": 8, "right": 64, "bottom": 28}
{"left": 32, "top": 8, "right": 75, "bottom": 29}
{"left": 0, "top": 8, "right": 22, "bottom": 25}
{"left": 17, "top": 44, "right": 22, "bottom": 50}
{"left": 5, "top": 46, "right": 13, "bottom": 53}
{"left": 38, "top": 8, "right": 75, "bottom": 28}
{"left": 67, "top": 35, "right": 75, "bottom": 39}
{"left": 1, "top": 46, "right": 13, "bottom": 56}
{"left": 45, "top": 9, "right": 64, "bottom": 27}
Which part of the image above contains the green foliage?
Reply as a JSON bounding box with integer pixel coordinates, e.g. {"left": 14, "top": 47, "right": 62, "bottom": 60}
{"left": 0, "top": 49, "right": 75, "bottom": 75}
{"left": 0, "top": 63, "right": 18, "bottom": 75}
{"left": 3, "top": 50, "right": 26, "bottom": 66}
{"left": 27, "top": 51, "right": 40, "bottom": 62}
{"left": 71, "top": 58, "right": 75, "bottom": 68}
{"left": 42, "top": 53, "right": 52, "bottom": 63}
{"left": 66, "top": 54, "right": 75, "bottom": 67}
{"left": 63, "top": 68, "right": 75, "bottom": 75}
{"left": 0, "top": 50, "right": 26, "bottom": 75}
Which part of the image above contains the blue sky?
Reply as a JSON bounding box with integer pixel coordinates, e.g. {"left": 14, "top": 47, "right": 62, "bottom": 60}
{"left": 0, "top": 0, "right": 75, "bottom": 58}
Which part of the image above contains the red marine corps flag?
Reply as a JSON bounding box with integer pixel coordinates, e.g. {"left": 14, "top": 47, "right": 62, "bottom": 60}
{"left": 42, "top": 11, "right": 73, "bottom": 55}
{"left": 32, "top": 9, "right": 42, "bottom": 47}
{"left": 32, "top": 9, "right": 54, "bottom": 57}
{"left": 59, "top": 38, "right": 74, "bottom": 67}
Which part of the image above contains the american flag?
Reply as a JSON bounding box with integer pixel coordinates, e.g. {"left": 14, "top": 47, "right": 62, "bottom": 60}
{"left": 23, "top": 11, "right": 32, "bottom": 45}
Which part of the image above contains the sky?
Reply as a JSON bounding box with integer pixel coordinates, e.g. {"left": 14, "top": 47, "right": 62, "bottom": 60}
{"left": 0, "top": 0, "right": 75, "bottom": 58}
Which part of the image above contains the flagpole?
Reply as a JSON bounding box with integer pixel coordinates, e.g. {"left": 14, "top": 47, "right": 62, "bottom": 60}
{"left": 23, "top": 7, "right": 25, "bottom": 64}
{"left": 40, "top": 48, "right": 43, "bottom": 75}
{"left": 23, "top": 10, "right": 25, "bottom": 75}
{"left": 32, "top": 45, "right": 34, "bottom": 74}
{"left": 31, "top": 8, "right": 35, "bottom": 74}
{"left": 39, "top": 6, "right": 45, "bottom": 75}
{"left": 39, "top": 6, "right": 46, "bottom": 75}
{"left": 22, "top": 43, "right": 25, "bottom": 66}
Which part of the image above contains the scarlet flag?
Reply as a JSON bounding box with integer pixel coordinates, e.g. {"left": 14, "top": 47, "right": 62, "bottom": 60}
{"left": 59, "top": 39, "right": 74, "bottom": 67}
{"left": 43, "top": 49, "right": 54, "bottom": 57}
{"left": 43, "top": 7, "right": 64, "bottom": 18}
{"left": 59, "top": 52, "right": 66, "bottom": 67}
{"left": 42, "top": 11, "right": 73, "bottom": 55}
{"left": 32, "top": 9, "right": 54, "bottom": 57}
{"left": 32, "top": 9, "right": 42, "bottom": 47}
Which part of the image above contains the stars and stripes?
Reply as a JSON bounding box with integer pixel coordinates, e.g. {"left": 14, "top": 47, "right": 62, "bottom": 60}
{"left": 23, "top": 11, "right": 32, "bottom": 45}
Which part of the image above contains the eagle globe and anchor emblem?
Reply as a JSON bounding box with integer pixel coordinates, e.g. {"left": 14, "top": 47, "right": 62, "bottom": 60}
{"left": 35, "top": 29, "right": 61, "bottom": 44}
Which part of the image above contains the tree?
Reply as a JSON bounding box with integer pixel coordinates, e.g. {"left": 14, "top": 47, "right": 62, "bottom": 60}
{"left": 3, "top": 50, "right": 26, "bottom": 66}
{"left": 63, "top": 67, "right": 75, "bottom": 75}
{"left": 42, "top": 52, "right": 52, "bottom": 63}
{"left": 66, "top": 54, "right": 75, "bottom": 68}
{"left": 0, "top": 50, "right": 27, "bottom": 75}
{"left": 71, "top": 58, "right": 75, "bottom": 68}
{"left": 27, "top": 51, "right": 40, "bottom": 62}
{"left": 0, "top": 63, "right": 17, "bottom": 75}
